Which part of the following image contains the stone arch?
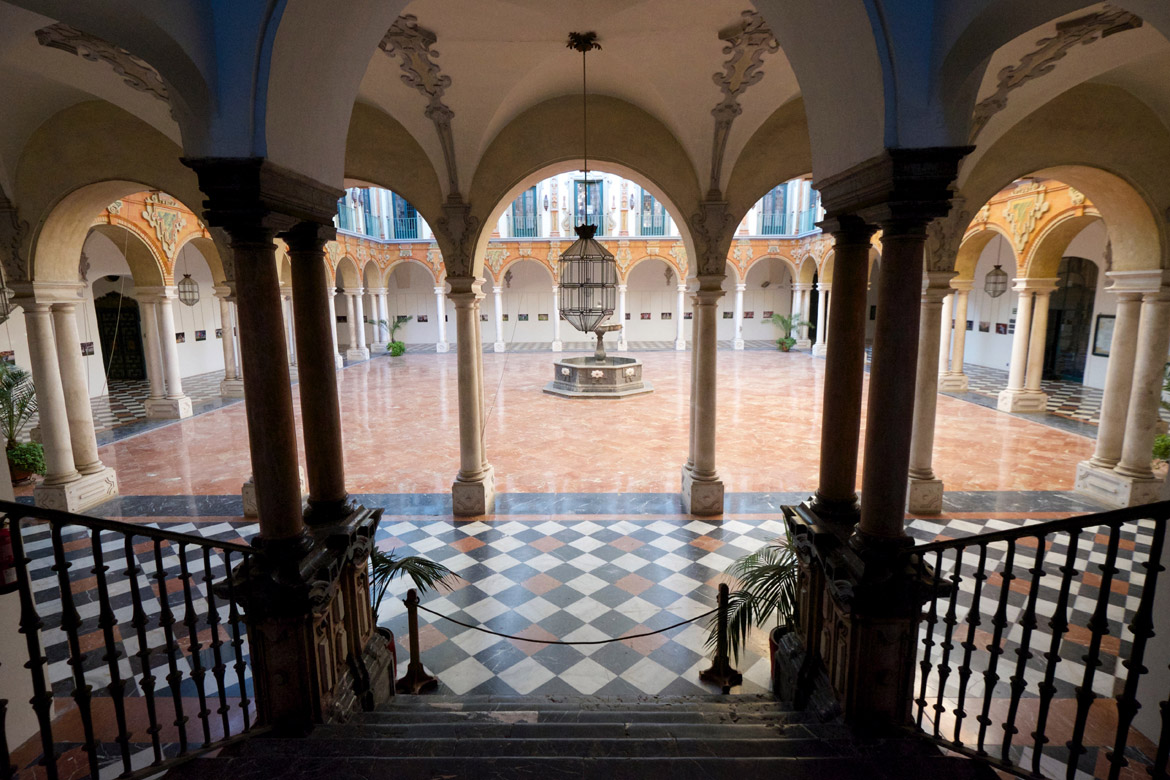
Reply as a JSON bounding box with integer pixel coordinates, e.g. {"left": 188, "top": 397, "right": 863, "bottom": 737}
{"left": 1024, "top": 211, "right": 1106, "bottom": 279}
{"left": 624, "top": 254, "right": 685, "bottom": 285}
{"left": 957, "top": 225, "right": 1017, "bottom": 280}
{"left": 820, "top": 252, "right": 835, "bottom": 284}
{"left": 798, "top": 256, "right": 818, "bottom": 284}
{"left": 176, "top": 235, "right": 228, "bottom": 287}
{"left": 87, "top": 223, "right": 166, "bottom": 287}
{"left": 361, "top": 259, "right": 382, "bottom": 289}
{"left": 384, "top": 258, "right": 440, "bottom": 288}
{"left": 335, "top": 256, "right": 361, "bottom": 289}
{"left": 744, "top": 253, "right": 798, "bottom": 283}
{"left": 724, "top": 99, "right": 813, "bottom": 226}
{"left": 498, "top": 256, "right": 555, "bottom": 286}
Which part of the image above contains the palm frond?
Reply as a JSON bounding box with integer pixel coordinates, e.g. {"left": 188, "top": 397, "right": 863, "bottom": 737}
{"left": 369, "top": 548, "right": 457, "bottom": 612}
{"left": 705, "top": 534, "right": 799, "bottom": 664}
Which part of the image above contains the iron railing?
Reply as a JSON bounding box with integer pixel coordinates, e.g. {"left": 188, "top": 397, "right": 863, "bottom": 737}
{"left": 511, "top": 214, "right": 539, "bottom": 238}
{"left": 759, "top": 212, "right": 788, "bottom": 235}
{"left": 797, "top": 209, "right": 818, "bottom": 234}
{"left": 640, "top": 213, "right": 667, "bottom": 236}
{"left": 0, "top": 501, "right": 261, "bottom": 780}
{"left": 393, "top": 217, "right": 419, "bottom": 240}
{"left": 911, "top": 501, "right": 1170, "bottom": 779}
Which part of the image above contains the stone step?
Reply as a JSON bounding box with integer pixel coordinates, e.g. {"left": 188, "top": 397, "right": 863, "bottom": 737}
{"left": 375, "top": 694, "right": 779, "bottom": 707}
{"left": 355, "top": 708, "right": 800, "bottom": 725}
{"left": 310, "top": 721, "right": 792, "bottom": 740}
{"left": 376, "top": 695, "right": 789, "bottom": 713}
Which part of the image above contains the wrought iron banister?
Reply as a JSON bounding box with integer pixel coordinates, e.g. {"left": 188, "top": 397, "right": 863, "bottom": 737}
{"left": 0, "top": 499, "right": 261, "bottom": 780}
{"left": 909, "top": 500, "right": 1170, "bottom": 780}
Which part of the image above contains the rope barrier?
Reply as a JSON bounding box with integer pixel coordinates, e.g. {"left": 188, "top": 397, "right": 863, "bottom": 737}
{"left": 414, "top": 601, "right": 717, "bottom": 646}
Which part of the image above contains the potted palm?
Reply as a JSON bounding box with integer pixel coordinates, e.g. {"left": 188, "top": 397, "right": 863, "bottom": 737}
{"left": 769, "top": 312, "right": 808, "bottom": 352}
{"left": 370, "top": 547, "right": 457, "bottom": 618}
{"left": 369, "top": 316, "right": 414, "bottom": 357}
{"left": 0, "top": 364, "right": 45, "bottom": 485}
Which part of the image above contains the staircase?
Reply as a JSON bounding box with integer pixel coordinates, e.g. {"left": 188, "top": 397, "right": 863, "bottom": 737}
{"left": 164, "top": 694, "right": 996, "bottom": 779}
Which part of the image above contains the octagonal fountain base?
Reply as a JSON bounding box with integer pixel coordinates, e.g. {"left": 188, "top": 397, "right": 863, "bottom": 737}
{"left": 543, "top": 356, "right": 653, "bottom": 399}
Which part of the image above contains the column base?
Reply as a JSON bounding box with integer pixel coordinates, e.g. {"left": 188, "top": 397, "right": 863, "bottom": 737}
{"left": 997, "top": 388, "right": 1048, "bottom": 413}
{"left": 681, "top": 466, "right": 724, "bottom": 516}
{"left": 370, "top": 343, "right": 387, "bottom": 354}
{"left": 34, "top": 466, "right": 119, "bottom": 513}
{"left": 144, "top": 396, "right": 193, "bottom": 419}
{"left": 493, "top": 342, "right": 506, "bottom": 353}
{"left": 812, "top": 343, "right": 828, "bottom": 357}
{"left": 795, "top": 339, "right": 812, "bottom": 349}
{"left": 674, "top": 339, "right": 687, "bottom": 351}
{"left": 243, "top": 469, "right": 308, "bottom": 518}
{"left": 617, "top": 341, "right": 628, "bottom": 352}
{"left": 436, "top": 341, "right": 450, "bottom": 354}
{"left": 346, "top": 348, "right": 370, "bottom": 362}
{"left": 938, "top": 372, "right": 969, "bottom": 392}
{"left": 733, "top": 339, "right": 745, "bottom": 350}
{"left": 551, "top": 341, "right": 563, "bottom": 352}
{"left": 452, "top": 465, "right": 496, "bottom": 516}
{"left": 220, "top": 378, "right": 246, "bottom": 398}
{"left": 906, "top": 476, "right": 944, "bottom": 515}
{"left": 1074, "top": 461, "right": 1164, "bottom": 508}
{"left": 334, "top": 353, "right": 344, "bottom": 370}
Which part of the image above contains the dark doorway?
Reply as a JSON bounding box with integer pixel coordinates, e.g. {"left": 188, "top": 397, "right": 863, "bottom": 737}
{"left": 94, "top": 290, "right": 147, "bottom": 381}
{"left": 808, "top": 272, "right": 820, "bottom": 343}
{"left": 1043, "top": 256, "right": 1098, "bottom": 383}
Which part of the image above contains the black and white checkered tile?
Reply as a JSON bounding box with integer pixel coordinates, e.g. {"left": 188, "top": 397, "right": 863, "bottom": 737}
{"left": 401, "top": 340, "right": 782, "bottom": 354}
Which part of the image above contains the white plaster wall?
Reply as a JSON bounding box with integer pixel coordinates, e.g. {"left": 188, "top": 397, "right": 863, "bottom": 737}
{"left": 167, "top": 245, "right": 227, "bottom": 380}
{"left": 386, "top": 263, "right": 443, "bottom": 345}
{"left": 627, "top": 259, "right": 684, "bottom": 342}
{"left": 497, "top": 261, "right": 556, "bottom": 343}
{"left": 741, "top": 259, "right": 794, "bottom": 341}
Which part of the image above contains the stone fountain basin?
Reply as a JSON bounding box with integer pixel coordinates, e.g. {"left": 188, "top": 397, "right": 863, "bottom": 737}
{"left": 543, "top": 355, "right": 654, "bottom": 399}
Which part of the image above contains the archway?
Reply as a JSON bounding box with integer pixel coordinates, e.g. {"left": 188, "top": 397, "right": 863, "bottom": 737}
{"left": 742, "top": 257, "right": 795, "bottom": 343}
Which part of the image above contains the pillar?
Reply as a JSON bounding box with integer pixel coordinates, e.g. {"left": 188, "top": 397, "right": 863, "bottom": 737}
{"left": 435, "top": 285, "right": 450, "bottom": 353}
{"left": 377, "top": 289, "right": 390, "bottom": 351}
{"left": 141, "top": 289, "right": 193, "bottom": 418}
{"left": 997, "top": 280, "right": 1053, "bottom": 413}
{"left": 733, "top": 283, "right": 745, "bottom": 350}
{"left": 675, "top": 283, "right": 687, "bottom": 350}
{"left": 23, "top": 303, "right": 79, "bottom": 490}
{"left": 809, "top": 218, "right": 876, "bottom": 522}
{"left": 283, "top": 223, "right": 352, "bottom": 522}
{"left": 353, "top": 289, "right": 369, "bottom": 356}
{"left": 906, "top": 273, "right": 957, "bottom": 514}
{"left": 812, "top": 282, "right": 829, "bottom": 356}
{"left": 939, "top": 281, "right": 971, "bottom": 392}
{"left": 281, "top": 289, "right": 298, "bottom": 381}
{"left": 937, "top": 290, "right": 953, "bottom": 382}
{"left": 139, "top": 299, "right": 166, "bottom": 401}
{"left": 1023, "top": 288, "right": 1053, "bottom": 394}
{"left": 492, "top": 285, "right": 506, "bottom": 352}
{"left": 450, "top": 278, "right": 495, "bottom": 515}
{"left": 617, "top": 284, "right": 628, "bottom": 350}
{"left": 793, "top": 284, "right": 812, "bottom": 348}
{"left": 1112, "top": 285, "right": 1170, "bottom": 494}
{"left": 551, "top": 285, "right": 563, "bottom": 352}
{"left": 327, "top": 290, "right": 344, "bottom": 369}
{"left": 345, "top": 291, "right": 368, "bottom": 361}
{"left": 51, "top": 303, "right": 105, "bottom": 475}
{"left": 681, "top": 277, "right": 724, "bottom": 515}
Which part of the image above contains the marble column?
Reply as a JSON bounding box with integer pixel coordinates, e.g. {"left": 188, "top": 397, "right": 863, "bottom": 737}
{"left": 939, "top": 281, "right": 972, "bottom": 392}
{"left": 675, "top": 283, "right": 687, "bottom": 350}
{"left": 907, "top": 273, "right": 957, "bottom": 514}
{"left": 281, "top": 289, "right": 298, "bottom": 381}
{"left": 139, "top": 299, "right": 167, "bottom": 403}
{"left": 681, "top": 278, "right": 724, "bottom": 515}
{"left": 344, "top": 291, "right": 367, "bottom": 361}
{"left": 1114, "top": 288, "right": 1170, "bottom": 486}
{"left": 377, "top": 290, "right": 391, "bottom": 350}
{"left": 283, "top": 223, "right": 351, "bottom": 522}
{"left": 142, "top": 290, "right": 193, "bottom": 418}
{"left": 793, "top": 284, "right": 812, "bottom": 348}
{"left": 450, "top": 278, "right": 495, "bottom": 515}
{"left": 733, "top": 283, "right": 746, "bottom": 350}
{"left": 434, "top": 285, "right": 449, "bottom": 353}
{"left": 352, "top": 289, "right": 369, "bottom": 357}
{"left": 997, "top": 281, "right": 1038, "bottom": 412}
{"left": 812, "top": 282, "right": 829, "bottom": 356}
{"left": 1022, "top": 287, "right": 1054, "bottom": 398}
{"left": 617, "top": 284, "right": 629, "bottom": 350}
{"left": 51, "top": 302, "right": 106, "bottom": 476}
{"left": 327, "top": 290, "right": 343, "bottom": 369}
{"left": 937, "top": 290, "right": 953, "bottom": 382}
{"left": 809, "top": 218, "right": 875, "bottom": 522}
{"left": 551, "top": 285, "right": 563, "bottom": 352}
{"left": 23, "top": 303, "right": 79, "bottom": 491}
{"left": 1076, "top": 272, "right": 1165, "bottom": 506}
{"left": 492, "top": 285, "right": 506, "bottom": 352}
{"left": 215, "top": 288, "right": 242, "bottom": 394}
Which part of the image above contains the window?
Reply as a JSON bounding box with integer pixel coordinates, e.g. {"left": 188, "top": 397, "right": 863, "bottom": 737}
{"left": 574, "top": 180, "right": 605, "bottom": 234}
{"left": 758, "top": 185, "right": 787, "bottom": 235}
{"left": 511, "top": 187, "right": 538, "bottom": 237}
{"left": 360, "top": 189, "right": 376, "bottom": 237}
{"left": 640, "top": 189, "right": 667, "bottom": 236}
{"left": 392, "top": 193, "right": 418, "bottom": 240}
{"left": 798, "top": 187, "right": 820, "bottom": 233}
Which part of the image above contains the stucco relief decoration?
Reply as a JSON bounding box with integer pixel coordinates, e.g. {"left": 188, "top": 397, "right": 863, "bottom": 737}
{"left": 969, "top": 6, "right": 1142, "bottom": 141}
{"left": 426, "top": 247, "right": 443, "bottom": 276}
{"left": 484, "top": 246, "right": 507, "bottom": 275}
{"left": 0, "top": 198, "right": 30, "bottom": 285}
{"left": 669, "top": 244, "right": 689, "bottom": 277}
{"left": 615, "top": 246, "right": 633, "bottom": 274}
{"left": 925, "top": 198, "right": 970, "bottom": 272}
{"left": 107, "top": 200, "right": 123, "bottom": 216}
{"left": 35, "top": 23, "right": 174, "bottom": 117}
{"left": 380, "top": 16, "right": 460, "bottom": 195}
{"left": 1069, "top": 187, "right": 1086, "bottom": 206}
{"left": 141, "top": 193, "right": 187, "bottom": 260}
{"left": 1002, "top": 183, "right": 1050, "bottom": 251}
{"left": 708, "top": 11, "right": 779, "bottom": 194}
{"left": 976, "top": 204, "right": 991, "bottom": 224}
{"left": 399, "top": 244, "right": 414, "bottom": 258}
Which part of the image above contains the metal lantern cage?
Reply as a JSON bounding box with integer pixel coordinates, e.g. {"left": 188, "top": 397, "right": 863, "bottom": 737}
{"left": 177, "top": 273, "right": 200, "bottom": 306}
{"left": 984, "top": 264, "right": 1009, "bottom": 298}
{"left": 558, "top": 223, "right": 617, "bottom": 334}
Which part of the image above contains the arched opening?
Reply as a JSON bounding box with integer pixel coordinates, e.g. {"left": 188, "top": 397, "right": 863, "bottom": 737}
{"left": 742, "top": 257, "right": 795, "bottom": 343}
{"left": 627, "top": 257, "right": 684, "bottom": 344}
{"left": 386, "top": 261, "right": 443, "bottom": 347}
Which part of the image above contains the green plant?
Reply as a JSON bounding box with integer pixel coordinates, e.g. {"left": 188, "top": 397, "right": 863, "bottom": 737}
{"left": 770, "top": 312, "right": 808, "bottom": 352}
{"left": 7, "top": 441, "right": 46, "bottom": 476}
{"left": 706, "top": 534, "right": 799, "bottom": 663}
{"left": 0, "top": 363, "right": 38, "bottom": 449}
{"left": 369, "top": 548, "right": 457, "bottom": 614}
{"left": 388, "top": 341, "right": 406, "bottom": 357}
{"left": 1154, "top": 434, "right": 1170, "bottom": 464}
{"left": 371, "top": 316, "right": 414, "bottom": 354}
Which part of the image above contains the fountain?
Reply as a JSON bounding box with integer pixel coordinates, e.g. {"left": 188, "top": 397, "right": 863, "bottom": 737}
{"left": 543, "top": 323, "right": 652, "bottom": 399}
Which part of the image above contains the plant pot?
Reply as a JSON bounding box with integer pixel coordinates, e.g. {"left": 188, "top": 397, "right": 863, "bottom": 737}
{"left": 778, "top": 344, "right": 791, "bottom": 352}
{"left": 769, "top": 624, "right": 790, "bottom": 690}
{"left": 7, "top": 455, "right": 33, "bottom": 486}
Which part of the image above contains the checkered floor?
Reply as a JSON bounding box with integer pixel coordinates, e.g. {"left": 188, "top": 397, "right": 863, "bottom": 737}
{"left": 402, "top": 340, "right": 780, "bottom": 353}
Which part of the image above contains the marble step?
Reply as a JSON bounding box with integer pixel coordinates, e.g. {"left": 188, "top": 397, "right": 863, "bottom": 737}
{"left": 377, "top": 695, "right": 788, "bottom": 713}
{"left": 309, "top": 721, "right": 794, "bottom": 740}
{"left": 356, "top": 708, "right": 804, "bottom": 725}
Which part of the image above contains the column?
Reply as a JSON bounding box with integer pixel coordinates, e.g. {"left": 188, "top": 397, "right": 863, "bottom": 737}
{"left": 681, "top": 278, "right": 724, "bottom": 515}
{"left": 937, "top": 290, "right": 953, "bottom": 381}
{"left": 675, "top": 283, "right": 687, "bottom": 350}
{"left": 551, "top": 285, "right": 563, "bottom": 352}
{"left": 281, "top": 290, "right": 298, "bottom": 381}
{"left": 376, "top": 290, "right": 390, "bottom": 351}
{"left": 906, "top": 273, "right": 957, "bottom": 514}
{"left": 794, "top": 284, "right": 812, "bottom": 347}
{"left": 1022, "top": 287, "right": 1054, "bottom": 395}
{"left": 733, "top": 283, "right": 745, "bottom": 350}
{"left": 217, "top": 290, "right": 237, "bottom": 379}
{"left": 145, "top": 291, "right": 193, "bottom": 418}
{"left": 1114, "top": 288, "right": 1170, "bottom": 488}
{"left": 996, "top": 281, "right": 1038, "bottom": 412}
{"left": 435, "top": 285, "right": 450, "bottom": 353}
{"left": 450, "top": 278, "right": 495, "bottom": 515}
{"left": 812, "top": 282, "right": 829, "bottom": 356}
{"left": 939, "top": 282, "right": 972, "bottom": 391}
{"left": 327, "top": 290, "right": 344, "bottom": 369}
{"left": 139, "top": 299, "right": 166, "bottom": 402}
{"left": 51, "top": 302, "right": 106, "bottom": 476}
{"left": 353, "top": 289, "right": 369, "bottom": 356}
{"left": 23, "top": 303, "right": 79, "bottom": 490}
{"left": 344, "top": 291, "right": 367, "bottom": 361}
{"left": 809, "top": 218, "right": 876, "bottom": 522}
{"left": 283, "top": 223, "right": 351, "bottom": 522}
{"left": 617, "top": 284, "right": 628, "bottom": 350}
{"left": 492, "top": 285, "right": 506, "bottom": 352}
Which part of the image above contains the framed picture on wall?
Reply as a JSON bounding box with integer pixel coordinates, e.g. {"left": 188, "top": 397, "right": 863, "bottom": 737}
{"left": 995, "top": 323, "right": 1008, "bottom": 335}
{"left": 763, "top": 311, "right": 773, "bottom": 319}
{"left": 640, "top": 312, "right": 651, "bottom": 320}
{"left": 744, "top": 311, "right": 754, "bottom": 319}
{"left": 216, "top": 328, "right": 223, "bottom": 338}
{"left": 722, "top": 311, "right": 733, "bottom": 319}
{"left": 502, "top": 314, "right": 509, "bottom": 321}
{"left": 538, "top": 313, "right": 548, "bottom": 321}
{"left": 480, "top": 314, "right": 488, "bottom": 322}
{"left": 1093, "top": 314, "right": 1115, "bottom": 357}
{"left": 624, "top": 312, "right": 630, "bottom": 320}
{"left": 518, "top": 313, "right": 529, "bottom": 321}
{"left": 175, "top": 332, "right": 186, "bottom": 343}
{"left": 417, "top": 314, "right": 428, "bottom": 322}
{"left": 979, "top": 321, "right": 990, "bottom": 332}
{"left": 195, "top": 330, "right": 206, "bottom": 341}
{"left": 684, "top": 312, "right": 692, "bottom": 320}
{"left": 336, "top": 315, "right": 347, "bottom": 323}
{"left": 966, "top": 320, "right": 973, "bottom": 331}
{"left": 0, "top": 350, "right": 14, "bottom": 365}
{"left": 80, "top": 342, "right": 94, "bottom": 356}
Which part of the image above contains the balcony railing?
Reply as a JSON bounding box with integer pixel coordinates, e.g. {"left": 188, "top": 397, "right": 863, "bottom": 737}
{"left": 759, "top": 212, "right": 788, "bottom": 236}
{"left": 393, "top": 216, "right": 419, "bottom": 240}
{"left": 511, "top": 214, "right": 539, "bottom": 238}
{"left": 573, "top": 213, "right": 606, "bottom": 235}
{"left": 797, "top": 209, "right": 817, "bottom": 234}
{"left": 640, "top": 214, "right": 667, "bottom": 237}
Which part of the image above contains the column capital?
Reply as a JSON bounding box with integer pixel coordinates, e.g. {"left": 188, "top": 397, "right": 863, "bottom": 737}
{"left": 365, "top": 287, "right": 388, "bottom": 296}
{"left": 695, "top": 273, "right": 724, "bottom": 292}
{"left": 949, "top": 278, "right": 975, "bottom": 293}
{"left": 816, "top": 282, "right": 832, "bottom": 292}
{"left": 277, "top": 220, "right": 336, "bottom": 252}
{"left": 1105, "top": 269, "right": 1170, "bottom": 295}
{"left": 677, "top": 283, "right": 689, "bottom": 293}
{"left": 734, "top": 283, "right": 746, "bottom": 292}
{"left": 616, "top": 283, "right": 628, "bottom": 292}
{"left": 694, "top": 288, "right": 724, "bottom": 306}
{"left": 791, "top": 282, "right": 814, "bottom": 292}
{"left": 10, "top": 280, "right": 84, "bottom": 307}
{"left": 446, "top": 275, "right": 482, "bottom": 296}
{"left": 213, "top": 285, "right": 235, "bottom": 300}
{"left": 182, "top": 157, "right": 344, "bottom": 232}
{"left": 434, "top": 285, "right": 446, "bottom": 295}
{"left": 821, "top": 213, "right": 877, "bottom": 246}
{"left": 922, "top": 270, "right": 957, "bottom": 299}
{"left": 1011, "top": 277, "right": 1059, "bottom": 293}
{"left": 133, "top": 285, "right": 178, "bottom": 304}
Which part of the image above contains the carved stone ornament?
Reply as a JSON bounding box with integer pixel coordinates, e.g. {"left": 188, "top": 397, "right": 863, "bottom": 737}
{"left": 0, "top": 198, "right": 30, "bottom": 285}
{"left": 35, "top": 23, "right": 174, "bottom": 117}
{"left": 78, "top": 252, "right": 90, "bottom": 283}
{"left": 924, "top": 197, "right": 970, "bottom": 272}
{"left": 435, "top": 200, "right": 480, "bottom": 278}
{"left": 669, "top": 244, "right": 689, "bottom": 277}
{"left": 1068, "top": 187, "right": 1086, "bottom": 206}
{"left": 688, "top": 201, "right": 734, "bottom": 276}
{"left": 141, "top": 192, "right": 187, "bottom": 259}
{"left": 1002, "top": 184, "right": 1050, "bottom": 251}
{"left": 107, "top": 200, "right": 123, "bottom": 216}
{"left": 708, "top": 11, "right": 779, "bottom": 195}
{"left": 380, "top": 15, "right": 460, "bottom": 195}
{"left": 969, "top": 6, "right": 1142, "bottom": 141}
{"left": 484, "top": 246, "right": 507, "bottom": 274}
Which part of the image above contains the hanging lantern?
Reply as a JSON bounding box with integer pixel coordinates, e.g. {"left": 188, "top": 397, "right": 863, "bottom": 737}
{"left": 984, "top": 264, "right": 1008, "bottom": 298}
{"left": 177, "top": 273, "right": 200, "bottom": 306}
